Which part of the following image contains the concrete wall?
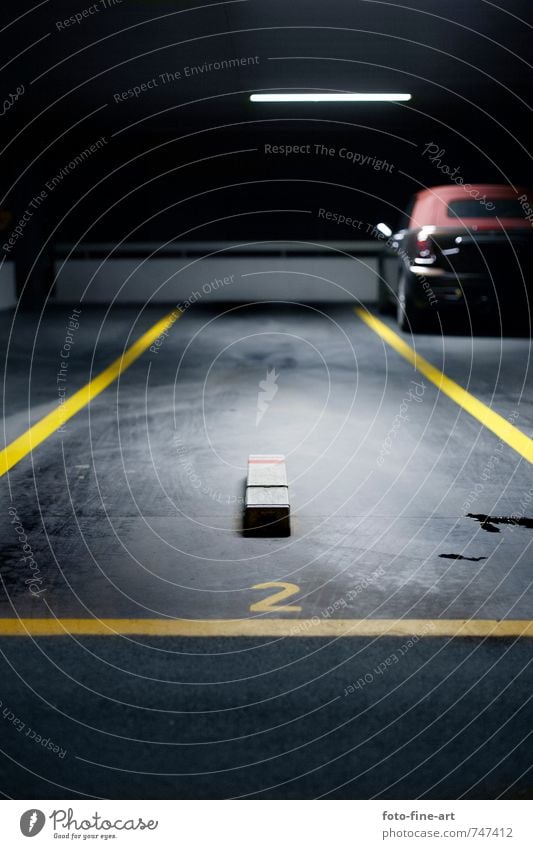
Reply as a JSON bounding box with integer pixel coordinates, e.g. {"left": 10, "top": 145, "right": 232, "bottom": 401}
{"left": 53, "top": 243, "right": 381, "bottom": 304}
{"left": 0, "top": 262, "right": 16, "bottom": 310}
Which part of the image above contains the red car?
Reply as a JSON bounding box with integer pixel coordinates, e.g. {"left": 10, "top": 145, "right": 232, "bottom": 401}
{"left": 379, "top": 184, "right": 533, "bottom": 331}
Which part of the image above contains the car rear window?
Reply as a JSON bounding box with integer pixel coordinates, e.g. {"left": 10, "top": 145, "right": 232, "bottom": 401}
{"left": 447, "top": 199, "right": 524, "bottom": 218}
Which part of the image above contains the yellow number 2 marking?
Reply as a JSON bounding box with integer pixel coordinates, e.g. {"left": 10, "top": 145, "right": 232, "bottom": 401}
{"left": 249, "top": 582, "right": 302, "bottom": 613}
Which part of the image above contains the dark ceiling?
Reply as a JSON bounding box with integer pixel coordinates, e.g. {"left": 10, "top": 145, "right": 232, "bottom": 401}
{"left": 5, "top": 0, "right": 532, "bottom": 116}
{"left": 1, "top": 0, "right": 532, "bottom": 247}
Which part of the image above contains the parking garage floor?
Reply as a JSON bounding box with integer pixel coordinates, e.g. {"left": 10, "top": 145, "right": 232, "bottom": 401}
{"left": 0, "top": 303, "right": 532, "bottom": 799}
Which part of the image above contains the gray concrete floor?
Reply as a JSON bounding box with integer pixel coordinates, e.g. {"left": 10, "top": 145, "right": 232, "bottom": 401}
{"left": 0, "top": 303, "right": 532, "bottom": 798}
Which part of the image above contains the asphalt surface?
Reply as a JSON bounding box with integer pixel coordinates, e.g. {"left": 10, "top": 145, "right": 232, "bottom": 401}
{"left": 0, "top": 303, "right": 532, "bottom": 798}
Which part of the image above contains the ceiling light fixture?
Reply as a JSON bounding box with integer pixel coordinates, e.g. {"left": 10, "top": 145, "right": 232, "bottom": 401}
{"left": 250, "top": 93, "right": 412, "bottom": 103}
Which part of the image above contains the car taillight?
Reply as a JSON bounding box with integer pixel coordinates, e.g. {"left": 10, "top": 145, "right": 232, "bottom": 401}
{"left": 416, "top": 229, "right": 433, "bottom": 256}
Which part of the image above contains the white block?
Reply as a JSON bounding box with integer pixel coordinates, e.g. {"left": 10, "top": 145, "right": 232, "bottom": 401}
{"left": 247, "top": 455, "right": 287, "bottom": 486}
{"left": 244, "top": 455, "right": 290, "bottom": 536}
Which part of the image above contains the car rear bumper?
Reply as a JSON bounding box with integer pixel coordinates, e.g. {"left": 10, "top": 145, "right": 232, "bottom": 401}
{"left": 409, "top": 267, "right": 531, "bottom": 315}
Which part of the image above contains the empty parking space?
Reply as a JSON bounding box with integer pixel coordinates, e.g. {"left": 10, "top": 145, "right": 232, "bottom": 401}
{"left": 2, "top": 304, "right": 531, "bottom": 624}
{"left": 1, "top": 303, "right": 532, "bottom": 798}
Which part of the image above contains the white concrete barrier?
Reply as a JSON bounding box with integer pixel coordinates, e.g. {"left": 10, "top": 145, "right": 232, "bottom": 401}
{"left": 53, "top": 242, "right": 381, "bottom": 304}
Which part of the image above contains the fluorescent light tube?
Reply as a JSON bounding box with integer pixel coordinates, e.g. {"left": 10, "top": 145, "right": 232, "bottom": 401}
{"left": 250, "top": 93, "right": 412, "bottom": 102}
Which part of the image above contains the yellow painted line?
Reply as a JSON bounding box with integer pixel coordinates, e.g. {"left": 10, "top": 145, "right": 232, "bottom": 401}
{"left": 355, "top": 307, "right": 533, "bottom": 463}
{"left": 0, "top": 618, "right": 532, "bottom": 637}
{"left": 0, "top": 309, "right": 182, "bottom": 477}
